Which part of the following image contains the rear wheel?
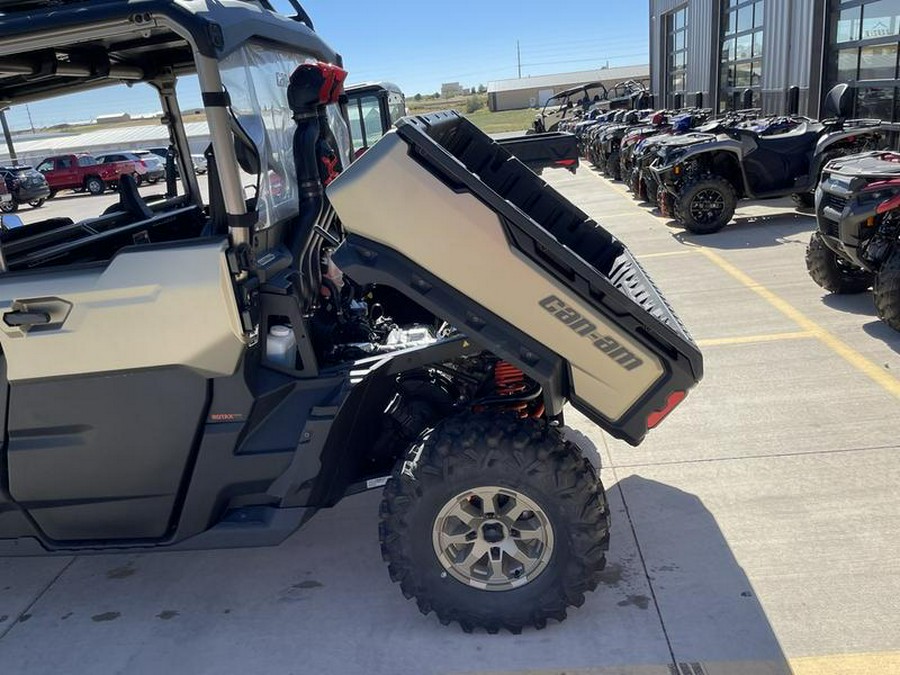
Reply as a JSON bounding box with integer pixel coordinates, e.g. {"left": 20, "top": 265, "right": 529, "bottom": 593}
{"left": 874, "top": 247, "right": 900, "bottom": 331}
{"left": 379, "top": 413, "right": 609, "bottom": 633}
{"left": 28, "top": 198, "right": 45, "bottom": 208}
{"left": 675, "top": 176, "right": 736, "bottom": 234}
{"left": 0, "top": 199, "right": 17, "bottom": 213}
{"left": 806, "top": 231, "right": 874, "bottom": 294}
{"left": 85, "top": 176, "right": 105, "bottom": 195}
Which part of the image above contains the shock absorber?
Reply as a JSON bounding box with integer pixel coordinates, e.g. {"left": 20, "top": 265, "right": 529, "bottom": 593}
{"left": 490, "top": 362, "right": 544, "bottom": 419}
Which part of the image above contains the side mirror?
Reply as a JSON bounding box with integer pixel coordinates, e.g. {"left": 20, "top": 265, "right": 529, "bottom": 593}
{"left": 0, "top": 214, "right": 25, "bottom": 230}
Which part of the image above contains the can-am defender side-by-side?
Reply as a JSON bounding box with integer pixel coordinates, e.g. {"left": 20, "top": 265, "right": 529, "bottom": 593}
{"left": 808, "top": 151, "right": 900, "bottom": 331}
{"left": 0, "top": 0, "right": 702, "bottom": 632}
{"left": 651, "top": 85, "right": 889, "bottom": 234}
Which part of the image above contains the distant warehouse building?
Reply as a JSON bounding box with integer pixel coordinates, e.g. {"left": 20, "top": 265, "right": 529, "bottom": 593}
{"left": 487, "top": 65, "right": 650, "bottom": 112}
{"left": 650, "top": 0, "right": 900, "bottom": 120}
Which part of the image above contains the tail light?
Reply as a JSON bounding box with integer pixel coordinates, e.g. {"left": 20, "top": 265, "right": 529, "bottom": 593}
{"left": 138, "top": 160, "right": 148, "bottom": 169}
{"left": 647, "top": 391, "right": 686, "bottom": 429}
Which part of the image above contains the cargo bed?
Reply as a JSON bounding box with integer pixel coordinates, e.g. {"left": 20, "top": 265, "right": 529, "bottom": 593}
{"left": 496, "top": 132, "right": 579, "bottom": 174}
{"left": 328, "top": 111, "right": 702, "bottom": 445}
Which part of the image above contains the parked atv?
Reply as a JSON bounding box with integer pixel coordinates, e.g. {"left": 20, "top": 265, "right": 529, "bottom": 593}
{"left": 0, "top": 0, "right": 702, "bottom": 634}
{"left": 638, "top": 112, "right": 806, "bottom": 208}
{"left": 651, "top": 85, "right": 888, "bottom": 234}
{"left": 808, "top": 150, "right": 900, "bottom": 330}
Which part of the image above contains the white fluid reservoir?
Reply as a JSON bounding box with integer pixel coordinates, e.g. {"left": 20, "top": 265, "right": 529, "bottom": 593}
{"left": 266, "top": 325, "right": 297, "bottom": 368}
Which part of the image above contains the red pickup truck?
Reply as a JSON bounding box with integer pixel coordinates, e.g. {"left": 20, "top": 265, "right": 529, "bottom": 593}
{"left": 36, "top": 153, "right": 138, "bottom": 197}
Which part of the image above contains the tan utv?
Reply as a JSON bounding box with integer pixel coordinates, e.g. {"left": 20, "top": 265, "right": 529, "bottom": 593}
{"left": 0, "top": 0, "right": 703, "bottom": 633}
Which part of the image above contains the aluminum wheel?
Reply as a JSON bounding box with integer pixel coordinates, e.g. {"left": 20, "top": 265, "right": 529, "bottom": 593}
{"left": 689, "top": 188, "right": 725, "bottom": 225}
{"left": 432, "top": 486, "right": 554, "bottom": 591}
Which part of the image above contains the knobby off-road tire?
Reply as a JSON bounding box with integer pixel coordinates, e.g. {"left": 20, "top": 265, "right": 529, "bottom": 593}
{"left": 874, "top": 248, "right": 900, "bottom": 331}
{"left": 606, "top": 152, "right": 621, "bottom": 181}
{"left": 379, "top": 413, "right": 609, "bottom": 634}
{"left": 791, "top": 191, "right": 815, "bottom": 209}
{"left": 675, "top": 175, "right": 736, "bottom": 234}
{"left": 806, "top": 231, "right": 874, "bottom": 294}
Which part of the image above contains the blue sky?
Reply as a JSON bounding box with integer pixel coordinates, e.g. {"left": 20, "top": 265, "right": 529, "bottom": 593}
{"left": 5, "top": 0, "right": 648, "bottom": 130}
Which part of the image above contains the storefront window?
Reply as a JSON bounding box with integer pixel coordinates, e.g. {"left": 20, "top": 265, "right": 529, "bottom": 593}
{"left": 667, "top": 7, "right": 688, "bottom": 107}
{"left": 720, "top": 0, "right": 764, "bottom": 111}
{"left": 827, "top": 0, "right": 900, "bottom": 120}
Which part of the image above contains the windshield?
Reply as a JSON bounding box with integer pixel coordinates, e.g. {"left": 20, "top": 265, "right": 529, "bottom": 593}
{"left": 220, "top": 42, "right": 350, "bottom": 231}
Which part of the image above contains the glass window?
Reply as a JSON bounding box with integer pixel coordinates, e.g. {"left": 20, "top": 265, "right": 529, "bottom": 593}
{"left": 752, "top": 31, "right": 764, "bottom": 58}
{"left": 76, "top": 157, "right": 95, "bottom": 167}
{"left": 666, "top": 6, "right": 688, "bottom": 103}
{"left": 856, "top": 86, "right": 896, "bottom": 119}
{"left": 862, "top": 0, "right": 900, "bottom": 39}
{"left": 753, "top": 1, "right": 764, "bottom": 28}
{"left": 36, "top": 161, "right": 53, "bottom": 172}
{"left": 58, "top": 158, "right": 73, "bottom": 168}
{"left": 838, "top": 48, "right": 860, "bottom": 81}
{"left": 860, "top": 43, "right": 898, "bottom": 79}
{"left": 736, "top": 33, "right": 753, "bottom": 59}
{"left": 719, "top": 0, "right": 764, "bottom": 110}
{"left": 837, "top": 6, "right": 863, "bottom": 42}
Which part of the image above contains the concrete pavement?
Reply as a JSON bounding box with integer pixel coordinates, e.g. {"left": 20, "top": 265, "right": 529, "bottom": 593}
{"left": 0, "top": 166, "right": 898, "bottom": 674}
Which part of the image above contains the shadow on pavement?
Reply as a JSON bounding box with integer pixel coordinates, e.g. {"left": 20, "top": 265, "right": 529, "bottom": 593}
{"left": 670, "top": 213, "right": 815, "bottom": 250}
{"left": 0, "top": 475, "right": 793, "bottom": 675}
{"left": 822, "top": 292, "right": 876, "bottom": 317}
{"left": 614, "top": 474, "right": 793, "bottom": 674}
{"left": 862, "top": 319, "right": 900, "bottom": 355}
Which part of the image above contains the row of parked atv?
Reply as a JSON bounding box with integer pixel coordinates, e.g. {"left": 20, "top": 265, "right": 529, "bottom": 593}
{"left": 555, "top": 83, "right": 900, "bottom": 332}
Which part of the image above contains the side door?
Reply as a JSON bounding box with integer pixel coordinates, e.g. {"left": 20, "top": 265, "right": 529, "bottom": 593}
{"left": 54, "top": 156, "right": 79, "bottom": 189}
{"left": 0, "top": 239, "right": 246, "bottom": 543}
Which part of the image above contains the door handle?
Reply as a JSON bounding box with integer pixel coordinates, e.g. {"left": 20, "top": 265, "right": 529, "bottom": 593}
{"left": 4, "top": 310, "right": 51, "bottom": 328}
{"left": 2, "top": 297, "right": 72, "bottom": 332}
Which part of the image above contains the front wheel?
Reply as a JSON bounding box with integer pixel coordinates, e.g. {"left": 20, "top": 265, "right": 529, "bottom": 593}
{"left": 675, "top": 176, "right": 736, "bottom": 234}
{"left": 874, "top": 247, "right": 900, "bottom": 331}
{"left": 806, "top": 231, "right": 873, "bottom": 294}
{"left": 28, "top": 198, "right": 45, "bottom": 208}
{"left": 379, "top": 413, "right": 609, "bottom": 633}
{"left": 0, "top": 199, "right": 17, "bottom": 213}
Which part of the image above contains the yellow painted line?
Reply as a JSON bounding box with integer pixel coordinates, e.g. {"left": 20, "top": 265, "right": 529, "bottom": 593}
{"left": 699, "top": 248, "right": 900, "bottom": 399}
{"left": 639, "top": 250, "right": 701, "bottom": 260}
{"left": 697, "top": 331, "right": 814, "bottom": 347}
{"left": 790, "top": 651, "right": 900, "bottom": 675}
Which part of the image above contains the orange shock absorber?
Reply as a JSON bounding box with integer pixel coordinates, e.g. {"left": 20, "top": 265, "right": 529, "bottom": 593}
{"left": 492, "top": 362, "right": 543, "bottom": 419}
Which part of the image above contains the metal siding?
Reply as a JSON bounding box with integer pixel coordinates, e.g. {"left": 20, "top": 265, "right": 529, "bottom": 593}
{"left": 761, "top": 0, "right": 817, "bottom": 113}
{"left": 650, "top": 0, "right": 716, "bottom": 104}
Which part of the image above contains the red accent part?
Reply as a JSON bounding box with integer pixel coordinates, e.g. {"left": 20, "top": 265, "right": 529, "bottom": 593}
{"left": 321, "top": 153, "right": 340, "bottom": 185}
{"left": 647, "top": 391, "right": 686, "bottom": 430}
{"left": 876, "top": 192, "right": 900, "bottom": 215}
{"left": 312, "top": 62, "right": 348, "bottom": 105}
{"left": 554, "top": 159, "right": 578, "bottom": 167}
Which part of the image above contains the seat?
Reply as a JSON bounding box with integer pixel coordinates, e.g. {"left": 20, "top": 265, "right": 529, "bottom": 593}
{"left": 103, "top": 173, "right": 153, "bottom": 220}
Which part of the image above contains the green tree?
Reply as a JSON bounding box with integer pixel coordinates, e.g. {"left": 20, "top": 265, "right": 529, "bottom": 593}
{"left": 414, "top": 93, "right": 422, "bottom": 101}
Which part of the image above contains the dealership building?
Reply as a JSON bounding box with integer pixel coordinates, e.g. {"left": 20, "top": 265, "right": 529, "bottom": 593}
{"left": 487, "top": 65, "right": 649, "bottom": 112}
{"left": 650, "top": 0, "right": 900, "bottom": 120}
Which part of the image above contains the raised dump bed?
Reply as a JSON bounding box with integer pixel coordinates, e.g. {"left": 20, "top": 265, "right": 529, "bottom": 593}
{"left": 328, "top": 111, "right": 703, "bottom": 445}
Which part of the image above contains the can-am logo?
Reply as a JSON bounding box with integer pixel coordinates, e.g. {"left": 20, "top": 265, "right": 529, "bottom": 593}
{"left": 540, "top": 296, "right": 644, "bottom": 371}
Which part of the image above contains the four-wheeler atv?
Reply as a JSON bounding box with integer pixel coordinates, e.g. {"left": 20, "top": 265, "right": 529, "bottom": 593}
{"left": 0, "top": 0, "right": 702, "bottom": 633}
{"left": 808, "top": 150, "right": 900, "bottom": 331}
{"left": 651, "top": 84, "right": 889, "bottom": 234}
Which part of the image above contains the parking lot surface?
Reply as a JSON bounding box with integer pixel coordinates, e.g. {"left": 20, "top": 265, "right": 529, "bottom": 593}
{"left": 1, "top": 169, "right": 898, "bottom": 675}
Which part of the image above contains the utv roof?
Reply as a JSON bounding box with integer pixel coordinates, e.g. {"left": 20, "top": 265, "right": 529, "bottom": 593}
{"left": 548, "top": 81, "right": 610, "bottom": 104}
{"left": 0, "top": 0, "right": 339, "bottom": 105}
{"left": 346, "top": 82, "right": 404, "bottom": 95}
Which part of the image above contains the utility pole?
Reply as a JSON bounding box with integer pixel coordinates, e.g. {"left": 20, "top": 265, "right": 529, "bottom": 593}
{"left": 25, "top": 104, "right": 35, "bottom": 134}
{"left": 0, "top": 108, "right": 18, "bottom": 166}
{"left": 517, "top": 40, "right": 522, "bottom": 78}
